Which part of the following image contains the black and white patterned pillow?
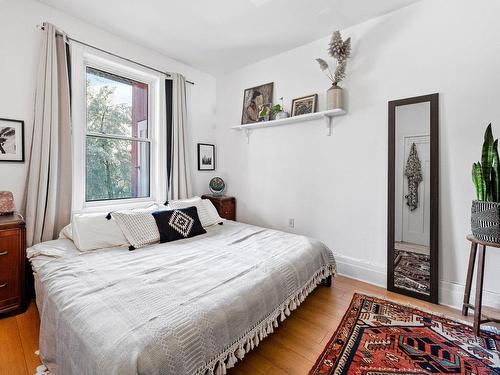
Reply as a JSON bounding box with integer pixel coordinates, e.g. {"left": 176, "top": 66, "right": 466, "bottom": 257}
{"left": 168, "top": 198, "right": 222, "bottom": 227}
{"left": 152, "top": 206, "right": 206, "bottom": 243}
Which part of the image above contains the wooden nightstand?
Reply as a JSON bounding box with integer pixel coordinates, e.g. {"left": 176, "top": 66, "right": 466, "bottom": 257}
{"left": 202, "top": 195, "right": 236, "bottom": 221}
{"left": 0, "top": 214, "right": 26, "bottom": 317}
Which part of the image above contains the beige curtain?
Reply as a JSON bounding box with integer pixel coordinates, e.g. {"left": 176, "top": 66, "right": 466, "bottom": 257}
{"left": 25, "top": 23, "right": 72, "bottom": 246}
{"left": 168, "top": 73, "right": 192, "bottom": 200}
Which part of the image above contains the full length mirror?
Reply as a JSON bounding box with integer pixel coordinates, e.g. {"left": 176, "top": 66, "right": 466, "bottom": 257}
{"left": 388, "top": 94, "right": 439, "bottom": 303}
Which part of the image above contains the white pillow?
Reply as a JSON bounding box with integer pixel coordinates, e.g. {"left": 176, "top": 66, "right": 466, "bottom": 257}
{"left": 168, "top": 197, "right": 223, "bottom": 227}
{"left": 112, "top": 209, "right": 160, "bottom": 249}
{"left": 72, "top": 213, "right": 128, "bottom": 251}
{"left": 168, "top": 196, "right": 202, "bottom": 206}
{"left": 202, "top": 199, "right": 224, "bottom": 226}
{"left": 58, "top": 224, "right": 73, "bottom": 240}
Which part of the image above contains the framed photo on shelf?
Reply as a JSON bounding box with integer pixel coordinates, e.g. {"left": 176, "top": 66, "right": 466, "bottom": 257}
{"left": 197, "top": 143, "right": 215, "bottom": 171}
{"left": 241, "top": 82, "right": 274, "bottom": 124}
{"left": 291, "top": 94, "right": 318, "bottom": 116}
{"left": 0, "top": 118, "right": 25, "bottom": 162}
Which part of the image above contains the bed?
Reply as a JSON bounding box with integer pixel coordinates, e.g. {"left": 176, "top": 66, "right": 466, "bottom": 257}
{"left": 28, "top": 220, "right": 336, "bottom": 375}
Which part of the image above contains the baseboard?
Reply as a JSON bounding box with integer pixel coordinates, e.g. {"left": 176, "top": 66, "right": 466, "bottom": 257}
{"left": 438, "top": 280, "right": 500, "bottom": 310}
{"left": 334, "top": 254, "right": 500, "bottom": 310}
{"left": 334, "top": 254, "right": 386, "bottom": 288}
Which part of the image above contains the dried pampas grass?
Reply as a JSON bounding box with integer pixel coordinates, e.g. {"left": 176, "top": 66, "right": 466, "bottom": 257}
{"left": 316, "top": 30, "right": 352, "bottom": 85}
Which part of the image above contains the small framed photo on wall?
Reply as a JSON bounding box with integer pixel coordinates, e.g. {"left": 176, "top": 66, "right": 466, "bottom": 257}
{"left": 291, "top": 94, "right": 318, "bottom": 116}
{"left": 197, "top": 143, "right": 215, "bottom": 170}
{"left": 0, "top": 118, "right": 25, "bottom": 162}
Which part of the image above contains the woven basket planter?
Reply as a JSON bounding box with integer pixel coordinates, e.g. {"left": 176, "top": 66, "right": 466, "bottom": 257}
{"left": 471, "top": 200, "right": 500, "bottom": 243}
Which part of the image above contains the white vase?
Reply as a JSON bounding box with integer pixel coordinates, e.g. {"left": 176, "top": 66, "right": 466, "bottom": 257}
{"left": 275, "top": 111, "right": 289, "bottom": 120}
{"left": 327, "top": 84, "right": 344, "bottom": 110}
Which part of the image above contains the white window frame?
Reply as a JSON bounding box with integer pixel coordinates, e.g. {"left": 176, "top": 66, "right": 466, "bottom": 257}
{"left": 71, "top": 44, "right": 166, "bottom": 213}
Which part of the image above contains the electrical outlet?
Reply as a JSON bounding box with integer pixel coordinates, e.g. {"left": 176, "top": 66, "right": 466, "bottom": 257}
{"left": 288, "top": 218, "right": 295, "bottom": 228}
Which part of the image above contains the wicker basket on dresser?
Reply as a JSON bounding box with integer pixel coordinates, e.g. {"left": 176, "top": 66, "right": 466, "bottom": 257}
{"left": 0, "top": 214, "right": 26, "bottom": 317}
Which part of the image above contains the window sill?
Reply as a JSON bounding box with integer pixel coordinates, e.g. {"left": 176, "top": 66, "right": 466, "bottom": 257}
{"left": 74, "top": 198, "right": 160, "bottom": 214}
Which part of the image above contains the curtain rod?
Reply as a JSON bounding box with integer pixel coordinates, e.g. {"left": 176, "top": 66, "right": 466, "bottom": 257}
{"left": 37, "top": 24, "right": 195, "bottom": 85}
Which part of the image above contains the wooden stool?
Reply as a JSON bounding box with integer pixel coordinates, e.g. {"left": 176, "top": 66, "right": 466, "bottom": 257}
{"left": 462, "top": 235, "right": 500, "bottom": 336}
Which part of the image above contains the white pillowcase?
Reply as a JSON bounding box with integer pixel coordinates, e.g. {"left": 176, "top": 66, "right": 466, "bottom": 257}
{"left": 58, "top": 224, "right": 73, "bottom": 240}
{"left": 168, "top": 196, "right": 202, "bottom": 206}
{"left": 72, "top": 213, "right": 128, "bottom": 251}
{"left": 168, "top": 197, "right": 223, "bottom": 227}
{"left": 202, "top": 199, "right": 224, "bottom": 226}
{"left": 112, "top": 208, "right": 160, "bottom": 249}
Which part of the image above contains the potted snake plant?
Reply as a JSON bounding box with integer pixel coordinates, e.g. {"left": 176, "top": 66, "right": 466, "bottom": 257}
{"left": 471, "top": 124, "right": 500, "bottom": 242}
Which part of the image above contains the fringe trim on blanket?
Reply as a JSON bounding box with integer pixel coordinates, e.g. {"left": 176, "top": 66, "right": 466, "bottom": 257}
{"left": 34, "top": 350, "right": 51, "bottom": 375}
{"left": 34, "top": 264, "right": 336, "bottom": 375}
{"left": 198, "top": 263, "right": 337, "bottom": 375}
{"left": 35, "top": 365, "right": 50, "bottom": 375}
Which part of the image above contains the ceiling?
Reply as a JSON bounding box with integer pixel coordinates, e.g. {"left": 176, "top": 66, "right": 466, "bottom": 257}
{"left": 36, "top": 0, "right": 420, "bottom": 75}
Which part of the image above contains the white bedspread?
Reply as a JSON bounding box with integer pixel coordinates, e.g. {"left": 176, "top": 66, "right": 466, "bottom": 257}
{"left": 28, "top": 220, "right": 336, "bottom": 375}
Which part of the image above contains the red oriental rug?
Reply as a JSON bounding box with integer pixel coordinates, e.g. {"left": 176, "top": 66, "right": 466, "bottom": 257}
{"left": 310, "top": 293, "right": 500, "bottom": 374}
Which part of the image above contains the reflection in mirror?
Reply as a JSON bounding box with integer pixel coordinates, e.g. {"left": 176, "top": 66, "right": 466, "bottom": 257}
{"left": 388, "top": 93, "right": 438, "bottom": 303}
{"left": 394, "top": 102, "right": 431, "bottom": 295}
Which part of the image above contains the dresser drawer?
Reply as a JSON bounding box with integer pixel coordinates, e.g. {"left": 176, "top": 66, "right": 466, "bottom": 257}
{"left": 220, "top": 201, "right": 235, "bottom": 220}
{"left": 0, "top": 229, "right": 21, "bottom": 303}
{"left": 221, "top": 205, "right": 234, "bottom": 217}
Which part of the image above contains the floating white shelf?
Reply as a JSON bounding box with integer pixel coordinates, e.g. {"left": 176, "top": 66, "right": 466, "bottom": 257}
{"left": 231, "top": 108, "right": 346, "bottom": 141}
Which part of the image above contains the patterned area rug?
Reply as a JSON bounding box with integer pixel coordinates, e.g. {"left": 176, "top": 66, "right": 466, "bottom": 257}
{"left": 310, "top": 294, "right": 500, "bottom": 374}
{"left": 394, "top": 249, "right": 430, "bottom": 295}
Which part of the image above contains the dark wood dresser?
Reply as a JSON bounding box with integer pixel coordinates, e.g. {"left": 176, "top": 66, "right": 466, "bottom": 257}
{"left": 202, "top": 195, "right": 236, "bottom": 221}
{"left": 0, "top": 214, "right": 26, "bottom": 317}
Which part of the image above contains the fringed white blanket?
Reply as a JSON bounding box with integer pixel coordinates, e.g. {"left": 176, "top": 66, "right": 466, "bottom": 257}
{"left": 28, "top": 221, "right": 336, "bottom": 375}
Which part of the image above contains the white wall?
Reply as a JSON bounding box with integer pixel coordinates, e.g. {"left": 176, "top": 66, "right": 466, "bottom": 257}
{"left": 215, "top": 0, "right": 500, "bottom": 308}
{"left": 0, "top": 0, "right": 217, "bottom": 209}
{"left": 2, "top": 0, "right": 498, "bottom": 309}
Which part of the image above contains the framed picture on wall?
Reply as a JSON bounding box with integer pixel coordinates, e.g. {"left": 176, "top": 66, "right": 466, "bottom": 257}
{"left": 291, "top": 94, "right": 318, "bottom": 116}
{"left": 197, "top": 143, "right": 215, "bottom": 171}
{"left": 241, "top": 82, "right": 274, "bottom": 124}
{"left": 0, "top": 118, "right": 25, "bottom": 162}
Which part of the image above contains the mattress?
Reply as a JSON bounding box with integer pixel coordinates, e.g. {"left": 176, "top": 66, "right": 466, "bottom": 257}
{"left": 28, "top": 220, "right": 336, "bottom": 375}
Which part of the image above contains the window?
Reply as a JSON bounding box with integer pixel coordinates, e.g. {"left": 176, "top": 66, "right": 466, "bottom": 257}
{"left": 85, "top": 67, "right": 150, "bottom": 201}
{"left": 71, "top": 46, "right": 165, "bottom": 211}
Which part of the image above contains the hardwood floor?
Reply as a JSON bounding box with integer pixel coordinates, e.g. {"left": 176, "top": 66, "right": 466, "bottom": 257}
{"left": 0, "top": 302, "right": 40, "bottom": 375}
{"left": 0, "top": 275, "right": 475, "bottom": 375}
